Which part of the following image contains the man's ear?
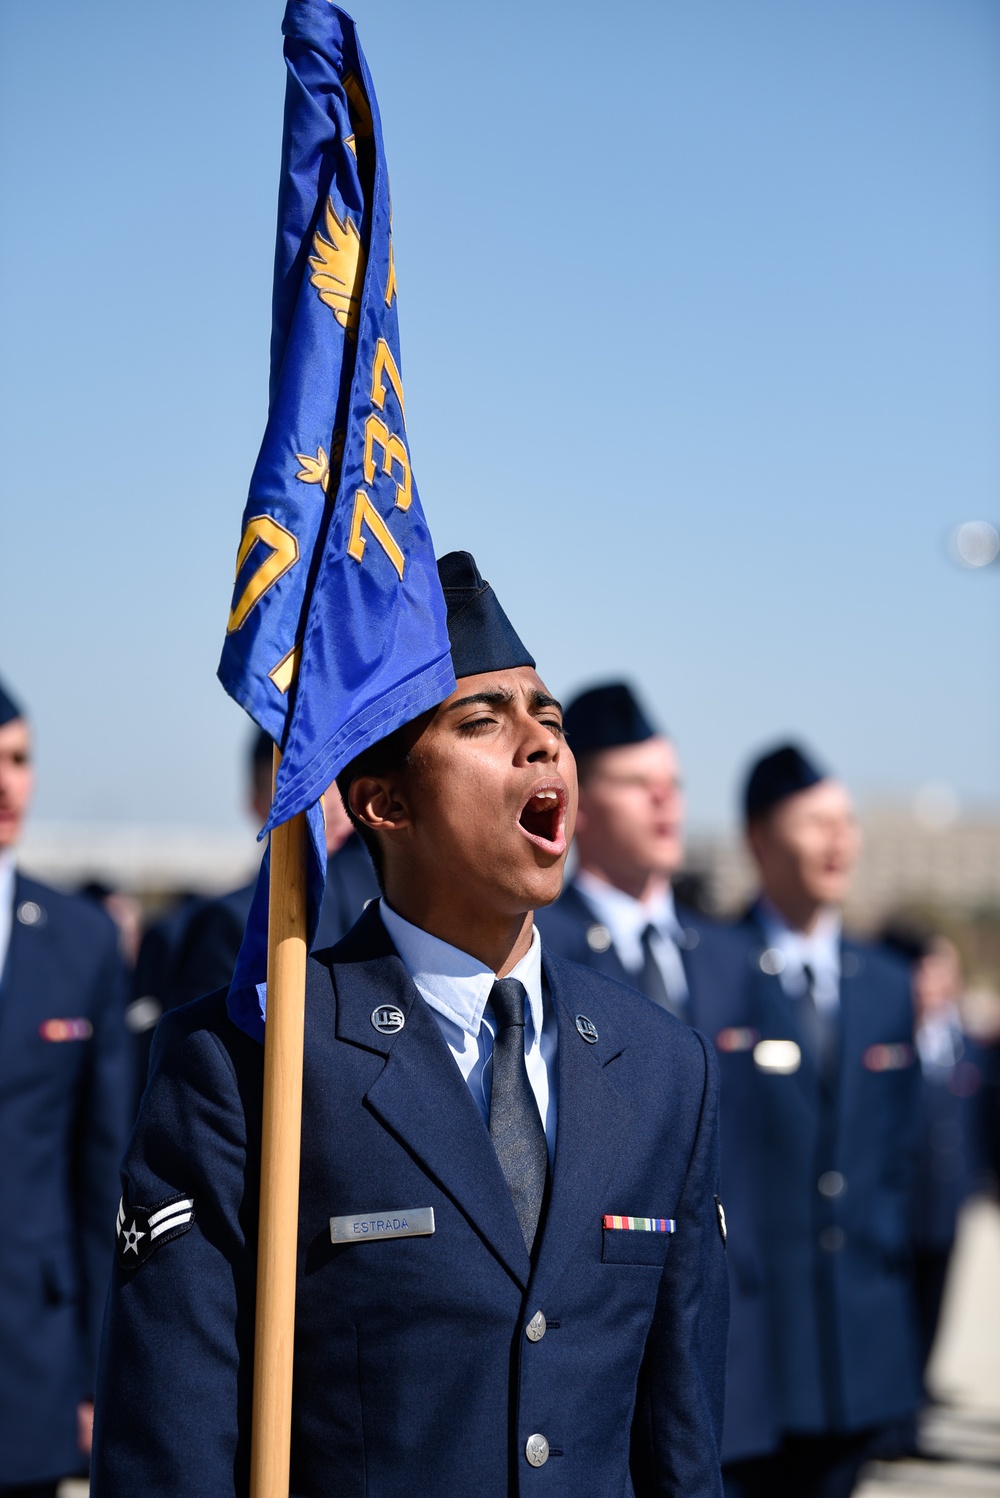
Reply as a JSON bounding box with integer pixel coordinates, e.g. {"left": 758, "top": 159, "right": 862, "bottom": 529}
{"left": 745, "top": 819, "right": 766, "bottom": 867}
{"left": 348, "top": 775, "right": 411, "bottom": 835}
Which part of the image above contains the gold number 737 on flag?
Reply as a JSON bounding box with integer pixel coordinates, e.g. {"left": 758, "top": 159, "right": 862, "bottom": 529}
{"left": 347, "top": 490, "right": 404, "bottom": 578}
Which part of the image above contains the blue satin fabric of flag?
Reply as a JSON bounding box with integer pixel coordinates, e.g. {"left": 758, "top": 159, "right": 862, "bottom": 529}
{"left": 218, "top": 1, "right": 455, "bottom": 1040}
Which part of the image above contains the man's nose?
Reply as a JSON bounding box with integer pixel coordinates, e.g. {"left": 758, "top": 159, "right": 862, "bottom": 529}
{"left": 522, "top": 716, "right": 560, "bottom": 764}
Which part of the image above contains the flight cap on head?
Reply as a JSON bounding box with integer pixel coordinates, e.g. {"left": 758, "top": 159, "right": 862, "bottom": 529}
{"left": 437, "top": 552, "right": 535, "bottom": 678}
{"left": 563, "top": 682, "right": 660, "bottom": 755}
{"left": 743, "top": 742, "right": 828, "bottom": 822}
{"left": 0, "top": 678, "right": 24, "bottom": 730}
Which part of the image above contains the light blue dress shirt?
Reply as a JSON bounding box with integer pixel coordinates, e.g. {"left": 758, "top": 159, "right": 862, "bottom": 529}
{"left": 757, "top": 896, "right": 842, "bottom": 1016}
{"left": 0, "top": 850, "right": 15, "bottom": 985}
{"left": 573, "top": 870, "right": 689, "bottom": 1006}
{"left": 379, "top": 901, "right": 558, "bottom": 1164}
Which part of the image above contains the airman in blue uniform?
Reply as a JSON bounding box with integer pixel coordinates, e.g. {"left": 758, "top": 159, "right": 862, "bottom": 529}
{"left": 535, "top": 683, "right": 779, "bottom": 1473}
{"left": 723, "top": 746, "right": 921, "bottom": 1498}
{"left": 0, "top": 679, "right": 131, "bottom": 1496}
{"left": 92, "top": 556, "right": 729, "bottom": 1498}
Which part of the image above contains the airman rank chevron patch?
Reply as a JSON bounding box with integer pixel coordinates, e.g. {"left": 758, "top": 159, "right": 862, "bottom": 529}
{"left": 116, "top": 1192, "right": 195, "bottom": 1271}
{"left": 602, "top": 1215, "right": 675, "bottom": 1233}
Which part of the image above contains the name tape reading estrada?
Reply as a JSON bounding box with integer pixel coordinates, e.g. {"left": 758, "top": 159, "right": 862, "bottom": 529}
{"left": 330, "top": 1207, "right": 436, "bottom": 1244}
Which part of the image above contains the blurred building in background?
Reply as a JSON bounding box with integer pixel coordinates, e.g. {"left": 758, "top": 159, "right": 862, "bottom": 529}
{"left": 18, "top": 803, "right": 1000, "bottom": 1008}
{"left": 18, "top": 822, "right": 259, "bottom": 913}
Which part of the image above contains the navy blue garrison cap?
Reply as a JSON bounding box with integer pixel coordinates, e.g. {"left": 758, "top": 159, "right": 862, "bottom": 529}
{"left": 743, "top": 742, "right": 829, "bottom": 822}
{"left": 437, "top": 552, "right": 534, "bottom": 678}
{"left": 0, "top": 678, "right": 24, "bottom": 729}
{"left": 563, "top": 682, "right": 660, "bottom": 755}
{"left": 249, "top": 726, "right": 273, "bottom": 773}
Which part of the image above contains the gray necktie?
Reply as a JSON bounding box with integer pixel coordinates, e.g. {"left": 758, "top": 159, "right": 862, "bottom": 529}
{"left": 488, "top": 978, "right": 548, "bottom": 1254}
{"left": 639, "top": 925, "right": 683, "bottom": 1018}
{"left": 801, "top": 962, "right": 837, "bottom": 1081}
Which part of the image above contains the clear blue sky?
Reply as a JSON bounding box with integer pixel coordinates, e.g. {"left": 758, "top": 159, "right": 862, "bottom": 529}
{"left": 2, "top": 0, "right": 998, "bottom": 833}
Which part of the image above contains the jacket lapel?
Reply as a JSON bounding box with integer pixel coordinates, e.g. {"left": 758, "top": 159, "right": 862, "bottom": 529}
{"left": 564, "top": 883, "right": 634, "bottom": 986}
{"left": 528, "top": 956, "right": 633, "bottom": 1302}
{"left": 330, "top": 908, "right": 531, "bottom": 1288}
{"left": 0, "top": 874, "right": 41, "bottom": 1031}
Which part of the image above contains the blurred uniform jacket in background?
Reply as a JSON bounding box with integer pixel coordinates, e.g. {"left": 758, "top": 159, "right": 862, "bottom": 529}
{"left": 731, "top": 910, "right": 922, "bottom": 1445}
{"left": 0, "top": 868, "right": 131, "bottom": 1488}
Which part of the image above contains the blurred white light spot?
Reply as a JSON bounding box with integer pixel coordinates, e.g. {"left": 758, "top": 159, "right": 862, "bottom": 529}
{"left": 913, "top": 782, "right": 960, "bottom": 831}
{"left": 952, "top": 521, "right": 1000, "bottom": 568}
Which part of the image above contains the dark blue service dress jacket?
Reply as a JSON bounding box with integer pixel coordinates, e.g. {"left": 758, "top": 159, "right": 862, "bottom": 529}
{"left": 0, "top": 873, "right": 131, "bottom": 1487}
{"left": 732, "top": 914, "right": 922, "bottom": 1436}
{"left": 536, "top": 885, "right": 779, "bottom": 1465}
{"left": 92, "top": 905, "right": 728, "bottom": 1498}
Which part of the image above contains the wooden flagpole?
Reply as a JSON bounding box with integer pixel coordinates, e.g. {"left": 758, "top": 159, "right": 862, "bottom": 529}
{"left": 249, "top": 747, "right": 309, "bottom": 1498}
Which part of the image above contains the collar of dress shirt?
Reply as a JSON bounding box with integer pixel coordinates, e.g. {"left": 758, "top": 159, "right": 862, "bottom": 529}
{"left": 378, "top": 899, "right": 544, "bottom": 1041}
{"left": 757, "top": 895, "right": 841, "bottom": 995}
{"left": 0, "top": 847, "right": 16, "bottom": 980}
{"left": 917, "top": 1005, "right": 964, "bottom": 1071}
{"left": 573, "top": 869, "right": 683, "bottom": 974}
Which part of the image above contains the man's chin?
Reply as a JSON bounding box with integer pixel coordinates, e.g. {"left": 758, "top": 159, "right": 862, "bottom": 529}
{"left": 647, "top": 841, "right": 683, "bottom": 875}
{"left": 518, "top": 864, "right": 567, "bottom": 912}
{"left": 808, "top": 877, "right": 850, "bottom": 907}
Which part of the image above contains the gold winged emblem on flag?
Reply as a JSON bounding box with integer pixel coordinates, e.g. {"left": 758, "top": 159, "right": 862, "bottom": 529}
{"left": 308, "top": 198, "right": 366, "bottom": 336}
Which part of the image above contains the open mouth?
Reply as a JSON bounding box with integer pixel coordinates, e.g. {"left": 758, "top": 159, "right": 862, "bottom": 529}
{"left": 517, "top": 780, "right": 568, "bottom": 855}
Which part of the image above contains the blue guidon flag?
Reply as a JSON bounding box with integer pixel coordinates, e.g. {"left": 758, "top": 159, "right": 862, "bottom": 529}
{"left": 218, "top": 0, "right": 455, "bottom": 1039}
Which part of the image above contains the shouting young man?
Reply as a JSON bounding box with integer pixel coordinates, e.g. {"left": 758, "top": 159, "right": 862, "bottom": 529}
{"left": 92, "top": 554, "right": 728, "bottom": 1498}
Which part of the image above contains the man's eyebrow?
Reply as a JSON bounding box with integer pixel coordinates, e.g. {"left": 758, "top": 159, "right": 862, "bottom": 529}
{"left": 445, "top": 689, "right": 516, "bottom": 712}
{"left": 529, "top": 691, "right": 563, "bottom": 714}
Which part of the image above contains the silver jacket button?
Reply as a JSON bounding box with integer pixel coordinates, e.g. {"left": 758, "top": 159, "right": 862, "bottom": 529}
{"left": 525, "top": 1433, "right": 550, "bottom": 1467}
{"left": 818, "top": 1170, "right": 845, "bottom": 1198}
{"left": 758, "top": 946, "right": 785, "bottom": 976}
{"left": 525, "top": 1310, "right": 547, "bottom": 1342}
{"left": 586, "top": 923, "right": 611, "bottom": 952}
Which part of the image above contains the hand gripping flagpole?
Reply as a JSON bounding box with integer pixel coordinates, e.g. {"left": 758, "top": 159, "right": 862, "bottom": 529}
{"left": 250, "top": 748, "right": 308, "bottom": 1498}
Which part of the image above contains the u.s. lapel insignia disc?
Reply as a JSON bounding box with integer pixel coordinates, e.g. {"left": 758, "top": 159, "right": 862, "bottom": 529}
{"left": 575, "top": 1014, "right": 599, "bottom": 1044}
{"left": 370, "top": 1004, "right": 405, "bottom": 1035}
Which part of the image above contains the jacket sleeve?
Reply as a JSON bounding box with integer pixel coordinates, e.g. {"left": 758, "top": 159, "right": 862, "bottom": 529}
{"left": 74, "top": 923, "right": 132, "bottom": 1389}
{"left": 631, "top": 1032, "right": 728, "bottom": 1496}
{"left": 90, "top": 1002, "right": 259, "bottom": 1498}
